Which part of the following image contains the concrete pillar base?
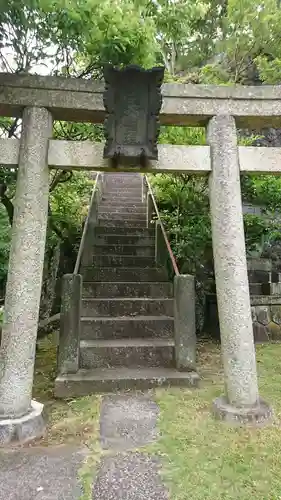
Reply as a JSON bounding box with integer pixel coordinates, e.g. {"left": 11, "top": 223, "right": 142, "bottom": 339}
{"left": 0, "top": 400, "right": 45, "bottom": 446}
{"left": 212, "top": 396, "right": 272, "bottom": 426}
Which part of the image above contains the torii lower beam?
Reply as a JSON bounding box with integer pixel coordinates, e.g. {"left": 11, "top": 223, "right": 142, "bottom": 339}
{"left": 1, "top": 138, "right": 281, "bottom": 174}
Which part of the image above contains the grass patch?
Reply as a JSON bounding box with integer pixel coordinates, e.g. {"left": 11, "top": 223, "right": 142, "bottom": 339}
{"left": 151, "top": 341, "right": 281, "bottom": 500}
{"left": 33, "top": 335, "right": 101, "bottom": 448}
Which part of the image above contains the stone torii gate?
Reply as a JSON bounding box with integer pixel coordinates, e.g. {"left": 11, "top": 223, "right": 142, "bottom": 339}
{"left": 0, "top": 72, "right": 278, "bottom": 444}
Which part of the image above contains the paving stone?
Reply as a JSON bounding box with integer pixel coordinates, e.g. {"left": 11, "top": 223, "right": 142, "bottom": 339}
{"left": 0, "top": 445, "right": 87, "bottom": 500}
{"left": 100, "top": 394, "right": 159, "bottom": 451}
{"left": 92, "top": 452, "right": 169, "bottom": 500}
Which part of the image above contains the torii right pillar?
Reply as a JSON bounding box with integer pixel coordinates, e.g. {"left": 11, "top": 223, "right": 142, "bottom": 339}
{"left": 207, "top": 115, "right": 272, "bottom": 424}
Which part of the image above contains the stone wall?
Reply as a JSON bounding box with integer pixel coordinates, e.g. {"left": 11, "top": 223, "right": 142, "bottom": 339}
{"left": 251, "top": 296, "right": 281, "bottom": 342}
{"left": 204, "top": 294, "right": 281, "bottom": 343}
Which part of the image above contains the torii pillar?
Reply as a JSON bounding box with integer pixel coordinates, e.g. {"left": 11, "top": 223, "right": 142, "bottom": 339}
{"left": 0, "top": 107, "right": 52, "bottom": 444}
{"left": 207, "top": 115, "right": 272, "bottom": 424}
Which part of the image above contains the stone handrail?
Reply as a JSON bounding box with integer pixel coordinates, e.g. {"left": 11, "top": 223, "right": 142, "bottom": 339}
{"left": 73, "top": 172, "right": 103, "bottom": 274}
{"left": 144, "top": 175, "right": 179, "bottom": 277}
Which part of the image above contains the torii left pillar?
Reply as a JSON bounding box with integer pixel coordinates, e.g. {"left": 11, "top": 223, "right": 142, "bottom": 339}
{"left": 0, "top": 107, "right": 52, "bottom": 445}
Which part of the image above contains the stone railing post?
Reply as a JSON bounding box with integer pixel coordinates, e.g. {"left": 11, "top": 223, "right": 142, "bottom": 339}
{"left": 57, "top": 274, "right": 82, "bottom": 374}
{"left": 155, "top": 221, "right": 166, "bottom": 268}
{"left": 146, "top": 192, "right": 154, "bottom": 228}
{"left": 0, "top": 107, "right": 52, "bottom": 444}
{"left": 207, "top": 115, "right": 271, "bottom": 424}
{"left": 142, "top": 175, "right": 148, "bottom": 203}
{"left": 174, "top": 275, "right": 196, "bottom": 370}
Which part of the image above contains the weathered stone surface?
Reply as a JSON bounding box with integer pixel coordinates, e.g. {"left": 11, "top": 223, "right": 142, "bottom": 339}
{"left": 4, "top": 72, "right": 281, "bottom": 128}
{"left": 174, "top": 274, "right": 196, "bottom": 370}
{"left": 83, "top": 267, "right": 168, "bottom": 282}
{"left": 0, "top": 107, "right": 52, "bottom": 420}
{"left": 0, "top": 401, "right": 45, "bottom": 446}
{"left": 255, "top": 306, "right": 271, "bottom": 326}
{"left": 267, "top": 321, "right": 281, "bottom": 340}
{"left": 55, "top": 367, "right": 199, "bottom": 397}
{"left": 92, "top": 452, "right": 169, "bottom": 500}
{"left": 93, "top": 394, "right": 168, "bottom": 499}
{"left": 79, "top": 338, "right": 174, "bottom": 369}
{"left": 208, "top": 115, "right": 259, "bottom": 408}
{"left": 93, "top": 255, "right": 156, "bottom": 268}
{"left": 213, "top": 396, "right": 272, "bottom": 426}
{"left": 5, "top": 136, "right": 281, "bottom": 175}
{"left": 100, "top": 395, "right": 159, "bottom": 451}
{"left": 98, "top": 206, "right": 146, "bottom": 215}
{"left": 98, "top": 212, "right": 147, "bottom": 221}
{"left": 81, "top": 316, "right": 174, "bottom": 340}
{"left": 103, "top": 65, "right": 164, "bottom": 164}
{"left": 95, "top": 226, "right": 154, "bottom": 236}
{"left": 93, "top": 244, "right": 154, "bottom": 257}
{"left": 58, "top": 274, "right": 82, "bottom": 375}
{"left": 98, "top": 218, "right": 147, "bottom": 228}
{"left": 82, "top": 282, "right": 173, "bottom": 299}
{"left": 270, "top": 305, "right": 281, "bottom": 325}
{"left": 0, "top": 445, "right": 87, "bottom": 499}
{"left": 251, "top": 295, "right": 281, "bottom": 306}
{"left": 253, "top": 322, "right": 269, "bottom": 343}
{"left": 81, "top": 297, "right": 173, "bottom": 317}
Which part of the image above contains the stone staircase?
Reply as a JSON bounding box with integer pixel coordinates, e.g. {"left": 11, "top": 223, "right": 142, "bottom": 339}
{"left": 55, "top": 172, "right": 198, "bottom": 396}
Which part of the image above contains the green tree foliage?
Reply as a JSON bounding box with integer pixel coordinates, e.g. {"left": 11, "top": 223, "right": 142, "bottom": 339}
{"left": 0, "top": 206, "right": 10, "bottom": 294}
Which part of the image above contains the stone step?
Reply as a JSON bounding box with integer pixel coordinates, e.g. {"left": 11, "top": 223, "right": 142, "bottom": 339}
{"left": 103, "top": 188, "right": 142, "bottom": 197}
{"left": 101, "top": 196, "right": 143, "bottom": 203}
{"left": 104, "top": 178, "right": 141, "bottom": 183}
{"left": 98, "top": 212, "right": 147, "bottom": 220}
{"left": 81, "top": 298, "right": 173, "bottom": 317}
{"left": 103, "top": 174, "right": 142, "bottom": 181}
{"left": 92, "top": 255, "right": 156, "bottom": 268}
{"left": 82, "top": 281, "right": 173, "bottom": 298}
{"left": 103, "top": 172, "right": 141, "bottom": 177}
{"left": 79, "top": 338, "right": 175, "bottom": 369}
{"left": 95, "top": 227, "right": 154, "bottom": 236}
{"left": 93, "top": 244, "right": 154, "bottom": 256}
{"left": 95, "top": 235, "right": 154, "bottom": 246}
{"left": 98, "top": 206, "right": 146, "bottom": 215}
{"left": 82, "top": 267, "right": 168, "bottom": 282}
{"left": 100, "top": 200, "right": 145, "bottom": 208}
{"left": 98, "top": 219, "right": 147, "bottom": 228}
{"left": 103, "top": 181, "right": 142, "bottom": 188}
{"left": 103, "top": 184, "right": 142, "bottom": 192}
{"left": 55, "top": 368, "right": 199, "bottom": 397}
{"left": 81, "top": 316, "right": 174, "bottom": 340}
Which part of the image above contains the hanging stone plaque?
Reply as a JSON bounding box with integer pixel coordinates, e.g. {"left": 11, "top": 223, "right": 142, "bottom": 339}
{"left": 103, "top": 65, "right": 165, "bottom": 167}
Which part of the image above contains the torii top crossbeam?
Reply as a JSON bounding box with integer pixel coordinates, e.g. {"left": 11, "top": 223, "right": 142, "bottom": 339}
{"left": 1, "top": 72, "right": 281, "bottom": 128}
